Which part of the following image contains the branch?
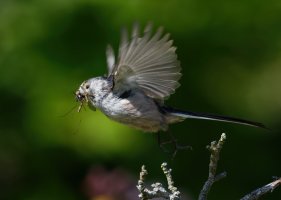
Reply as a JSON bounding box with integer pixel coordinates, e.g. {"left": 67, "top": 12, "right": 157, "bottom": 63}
{"left": 198, "top": 133, "right": 227, "bottom": 200}
{"left": 136, "top": 132, "right": 280, "bottom": 200}
{"left": 137, "top": 163, "right": 181, "bottom": 200}
{"left": 240, "top": 177, "right": 281, "bottom": 200}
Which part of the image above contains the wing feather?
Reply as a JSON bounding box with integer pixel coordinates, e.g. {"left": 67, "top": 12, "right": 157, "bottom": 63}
{"left": 109, "top": 23, "right": 181, "bottom": 99}
{"left": 106, "top": 45, "right": 115, "bottom": 74}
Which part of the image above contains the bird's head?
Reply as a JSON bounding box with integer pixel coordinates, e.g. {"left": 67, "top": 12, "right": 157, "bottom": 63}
{"left": 75, "top": 77, "right": 112, "bottom": 112}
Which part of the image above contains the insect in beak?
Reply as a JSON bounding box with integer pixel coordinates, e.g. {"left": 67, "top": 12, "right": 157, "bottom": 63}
{"left": 75, "top": 91, "right": 87, "bottom": 112}
{"left": 75, "top": 91, "right": 97, "bottom": 112}
{"left": 75, "top": 93, "right": 85, "bottom": 102}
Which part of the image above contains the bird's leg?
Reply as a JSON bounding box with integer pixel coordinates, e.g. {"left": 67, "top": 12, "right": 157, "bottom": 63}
{"left": 156, "top": 131, "right": 192, "bottom": 158}
{"left": 167, "top": 131, "right": 192, "bottom": 158}
{"left": 156, "top": 132, "right": 170, "bottom": 153}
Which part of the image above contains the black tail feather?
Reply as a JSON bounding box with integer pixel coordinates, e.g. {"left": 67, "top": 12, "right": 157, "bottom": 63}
{"left": 163, "top": 107, "right": 268, "bottom": 129}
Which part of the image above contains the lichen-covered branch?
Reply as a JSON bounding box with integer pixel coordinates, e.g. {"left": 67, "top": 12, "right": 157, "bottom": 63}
{"left": 137, "top": 163, "right": 180, "bottom": 200}
{"left": 240, "top": 177, "right": 281, "bottom": 200}
{"left": 161, "top": 163, "right": 181, "bottom": 199}
{"left": 198, "top": 133, "right": 227, "bottom": 200}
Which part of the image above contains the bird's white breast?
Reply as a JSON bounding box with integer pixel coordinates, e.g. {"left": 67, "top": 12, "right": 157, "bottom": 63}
{"left": 98, "top": 91, "right": 167, "bottom": 132}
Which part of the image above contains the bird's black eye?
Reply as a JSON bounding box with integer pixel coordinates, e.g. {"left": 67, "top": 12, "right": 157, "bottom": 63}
{"left": 85, "top": 84, "right": 90, "bottom": 89}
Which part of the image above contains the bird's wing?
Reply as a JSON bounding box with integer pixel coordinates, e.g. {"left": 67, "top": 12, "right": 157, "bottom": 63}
{"left": 107, "top": 23, "right": 181, "bottom": 100}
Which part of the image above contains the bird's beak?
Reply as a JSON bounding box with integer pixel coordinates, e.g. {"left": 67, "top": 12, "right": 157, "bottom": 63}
{"left": 75, "top": 89, "right": 87, "bottom": 112}
{"left": 75, "top": 88, "right": 97, "bottom": 112}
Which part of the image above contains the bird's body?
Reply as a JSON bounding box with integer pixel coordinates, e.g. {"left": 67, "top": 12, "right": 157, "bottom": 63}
{"left": 78, "top": 77, "right": 182, "bottom": 132}
{"left": 76, "top": 23, "right": 266, "bottom": 132}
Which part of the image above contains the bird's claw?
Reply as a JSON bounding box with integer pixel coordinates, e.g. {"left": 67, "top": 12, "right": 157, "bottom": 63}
{"left": 159, "top": 139, "right": 192, "bottom": 159}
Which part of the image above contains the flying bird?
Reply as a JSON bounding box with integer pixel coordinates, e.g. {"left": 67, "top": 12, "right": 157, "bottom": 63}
{"left": 75, "top": 23, "right": 266, "bottom": 132}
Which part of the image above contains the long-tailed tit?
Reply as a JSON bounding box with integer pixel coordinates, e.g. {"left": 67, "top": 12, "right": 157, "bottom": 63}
{"left": 75, "top": 23, "right": 266, "bottom": 132}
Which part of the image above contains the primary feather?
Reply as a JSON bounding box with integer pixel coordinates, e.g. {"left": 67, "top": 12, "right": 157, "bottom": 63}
{"left": 106, "top": 45, "right": 115, "bottom": 73}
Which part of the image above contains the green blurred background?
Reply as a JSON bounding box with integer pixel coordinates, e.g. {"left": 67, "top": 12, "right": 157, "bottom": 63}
{"left": 1, "top": 0, "right": 281, "bottom": 199}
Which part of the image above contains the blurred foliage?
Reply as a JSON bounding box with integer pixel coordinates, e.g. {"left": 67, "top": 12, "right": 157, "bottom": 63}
{"left": 0, "top": 0, "right": 281, "bottom": 199}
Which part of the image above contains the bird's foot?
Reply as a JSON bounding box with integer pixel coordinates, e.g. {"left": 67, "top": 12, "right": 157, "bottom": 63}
{"left": 157, "top": 133, "right": 192, "bottom": 159}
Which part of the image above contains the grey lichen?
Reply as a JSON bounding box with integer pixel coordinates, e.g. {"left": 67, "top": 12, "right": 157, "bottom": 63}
{"left": 137, "top": 163, "right": 180, "bottom": 200}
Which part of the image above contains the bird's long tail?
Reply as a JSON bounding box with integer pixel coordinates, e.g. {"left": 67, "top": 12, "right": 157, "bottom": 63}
{"left": 164, "top": 107, "right": 267, "bottom": 129}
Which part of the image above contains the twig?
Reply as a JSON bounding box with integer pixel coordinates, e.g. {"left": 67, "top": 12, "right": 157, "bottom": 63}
{"left": 137, "top": 132, "right": 280, "bottom": 200}
{"left": 161, "top": 163, "right": 181, "bottom": 199}
{"left": 198, "top": 133, "right": 227, "bottom": 200}
{"left": 137, "top": 163, "right": 181, "bottom": 200}
{"left": 240, "top": 177, "right": 281, "bottom": 200}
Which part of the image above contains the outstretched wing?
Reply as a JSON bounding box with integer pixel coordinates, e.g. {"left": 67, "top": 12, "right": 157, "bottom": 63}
{"left": 107, "top": 23, "right": 181, "bottom": 100}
